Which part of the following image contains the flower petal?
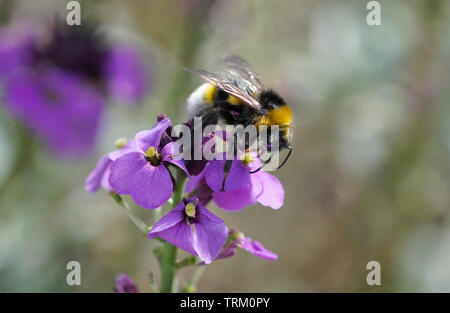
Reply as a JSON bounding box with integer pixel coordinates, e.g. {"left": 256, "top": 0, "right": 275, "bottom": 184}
{"left": 109, "top": 152, "right": 147, "bottom": 194}
{"left": 212, "top": 183, "right": 257, "bottom": 211}
{"left": 85, "top": 154, "right": 112, "bottom": 192}
{"left": 238, "top": 237, "right": 278, "bottom": 261}
{"left": 108, "top": 139, "right": 139, "bottom": 161}
{"left": 0, "top": 31, "right": 33, "bottom": 76}
{"left": 135, "top": 118, "right": 171, "bottom": 152}
{"left": 198, "top": 242, "right": 236, "bottom": 266}
{"left": 185, "top": 172, "right": 213, "bottom": 206}
{"left": 185, "top": 171, "right": 205, "bottom": 193}
{"left": 254, "top": 171, "right": 284, "bottom": 209}
{"left": 161, "top": 142, "right": 189, "bottom": 176}
{"left": 192, "top": 205, "right": 228, "bottom": 264}
{"left": 148, "top": 204, "right": 196, "bottom": 256}
{"left": 100, "top": 166, "right": 113, "bottom": 192}
{"left": 147, "top": 201, "right": 185, "bottom": 235}
{"left": 204, "top": 159, "right": 250, "bottom": 192}
{"left": 105, "top": 45, "right": 150, "bottom": 104}
{"left": 129, "top": 163, "right": 173, "bottom": 209}
{"left": 224, "top": 159, "right": 251, "bottom": 191}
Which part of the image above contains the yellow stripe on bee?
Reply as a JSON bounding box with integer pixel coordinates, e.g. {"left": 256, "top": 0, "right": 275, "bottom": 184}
{"left": 227, "top": 94, "right": 241, "bottom": 106}
{"left": 257, "top": 104, "right": 292, "bottom": 127}
{"left": 203, "top": 84, "right": 216, "bottom": 104}
{"left": 281, "top": 125, "right": 291, "bottom": 139}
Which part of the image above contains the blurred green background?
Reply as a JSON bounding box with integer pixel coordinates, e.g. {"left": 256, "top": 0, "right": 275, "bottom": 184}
{"left": 1, "top": 0, "right": 450, "bottom": 292}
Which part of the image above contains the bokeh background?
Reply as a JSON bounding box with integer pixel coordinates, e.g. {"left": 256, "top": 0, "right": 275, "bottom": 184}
{"left": 1, "top": 0, "right": 450, "bottom": 292}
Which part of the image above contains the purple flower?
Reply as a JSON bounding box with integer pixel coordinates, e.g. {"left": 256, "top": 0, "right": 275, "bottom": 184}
{"left": 0, "top": 19, "right": 151, "bottom": 157}
{"left": 85, "top": 154, "right": 113, "bottom": 192}
{"left": 109, "top": 118, "right": 189, "bottom": 209}
{"left": 85, "top": 138, "right": 138, "bottom": 192}
{"left": 148, "top": 198, "right": 228, "bottom": 264}
{"left": 4, "top": 67, "right": 104, "bottom": 156}
{"left": 34, "top": 21, "right": 150, "bottom": 103}
{"left": 211, "top": 230, "right": 278, "bottom": 263}
{"left": 186, "top": 154, "right": 284, "bottom": 211}
{"left": 113, "top": 273, "right": 139, "bottom": 293}
{"left": 105, "top": 45, "right": 150, "bottom": 104}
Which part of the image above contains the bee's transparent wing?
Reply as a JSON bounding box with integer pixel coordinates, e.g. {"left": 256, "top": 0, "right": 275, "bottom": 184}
{"left": 222, "top": 54, "right": 266, "bottom": 92}
{"left": 184, "top": 60, "right": 264, "bottom": 112}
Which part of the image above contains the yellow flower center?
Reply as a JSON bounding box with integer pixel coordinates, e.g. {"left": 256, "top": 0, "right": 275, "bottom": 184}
{"left": 185, "top": 202, "right": 196, "bottom": 218}
{"left": 241, "top": 153, "right": 254, "bottom": 166}
{"left": 145, "top": 146, "right": 160, "bottom": 165}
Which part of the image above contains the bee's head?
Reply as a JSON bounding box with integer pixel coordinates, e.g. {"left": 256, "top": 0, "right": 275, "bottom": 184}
{"left": 259, "top": 90, "right": 292, "bottom": 149}
{"left": 277, "top": 134, "right": 293, "bottom": 170}
{"left": 259, "top": 90, "right": 285, "bottom": 110}
{"left": 279, "top": 128, "right": 292, "bottom": 151}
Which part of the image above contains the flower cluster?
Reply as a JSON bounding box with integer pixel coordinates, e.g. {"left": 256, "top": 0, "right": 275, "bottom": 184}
{"left": 86, "top": 116, "right": 284, "bottom": 265}
{"left": 0, "top": 19, "right": 150, "bottom": 156}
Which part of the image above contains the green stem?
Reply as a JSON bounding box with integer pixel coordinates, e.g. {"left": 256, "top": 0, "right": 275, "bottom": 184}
{"left": 175, "top": 255, "right": 197, "bottom": 269}
{"left": 182, "top": 266, "right": 206, "bottom": 293}
{"left": 159, "top": 170, "right": 187, "bottom": 293}
{"left": 111, "top": 193, "right": 150, "bottom": 234}
{"left": 0, "top": 124, "right": 34, "bottom": 202}
{"left": 159, "top": 241, "right": 178, "bottom": 293}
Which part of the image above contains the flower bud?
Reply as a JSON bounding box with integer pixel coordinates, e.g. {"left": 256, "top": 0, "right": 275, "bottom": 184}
{"left": 232, "top": 230, "right": 245, "bottom": 240}
{"left": 114, "top": 137, "right": 127, "bottom": 149}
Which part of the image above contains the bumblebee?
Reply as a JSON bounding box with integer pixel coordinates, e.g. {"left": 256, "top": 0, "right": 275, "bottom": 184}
{"left": 185, "top": 54, "right": 293, "bottom": 171}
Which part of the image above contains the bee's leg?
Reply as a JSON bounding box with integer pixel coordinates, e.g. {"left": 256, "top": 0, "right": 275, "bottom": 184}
{"left": 221, "top": 158, "right": 234, "bottom": 191}
{"left": 220, "top": 125, "right": 239, "bottom": 192}
{"left": 249, "top": 155, "right": 272, "bottom": 173}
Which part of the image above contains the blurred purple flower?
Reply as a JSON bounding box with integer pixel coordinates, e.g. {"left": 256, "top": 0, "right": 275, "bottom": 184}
{"left": 0, "top": 20, "right": 151, "bottom": 157}
{"left": 105, "top": 45, "right": 150, "bottom": 104}
{"left": 0, "top": 30, "right": 33, "bottom": 77}
{"left": 113, "top": 273, "right": 139, "bottom": 293}
{"left": 147, "top": 198, "right": 228, "bottom": 264}
{"left": 109, "top": 118, "right": 189, "bottom": 209}
{"left": 4, "top": 67, "right": 104, "bottom": 156}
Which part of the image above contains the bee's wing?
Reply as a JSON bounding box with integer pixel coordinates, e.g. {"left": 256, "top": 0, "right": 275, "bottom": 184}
{"left": 184, "top": 67, "right": 263, "bottom": 112}
{"left": 223, "top": 54, "right": 266, "bottom": 91}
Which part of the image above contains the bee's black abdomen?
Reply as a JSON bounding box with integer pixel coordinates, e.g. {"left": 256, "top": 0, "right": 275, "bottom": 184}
{"left": 214, "top": 89, "right": 230, "bottom": 103}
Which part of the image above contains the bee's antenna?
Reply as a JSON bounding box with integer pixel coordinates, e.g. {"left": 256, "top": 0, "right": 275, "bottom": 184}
{"left": 250, "top": 146, "right": 293, "bottom": 173}
{"left": 249, "top": 156, "right": 272, "bottom": 174}
{"left": 276, "top": 146, "right": 293, "bottom": 170}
